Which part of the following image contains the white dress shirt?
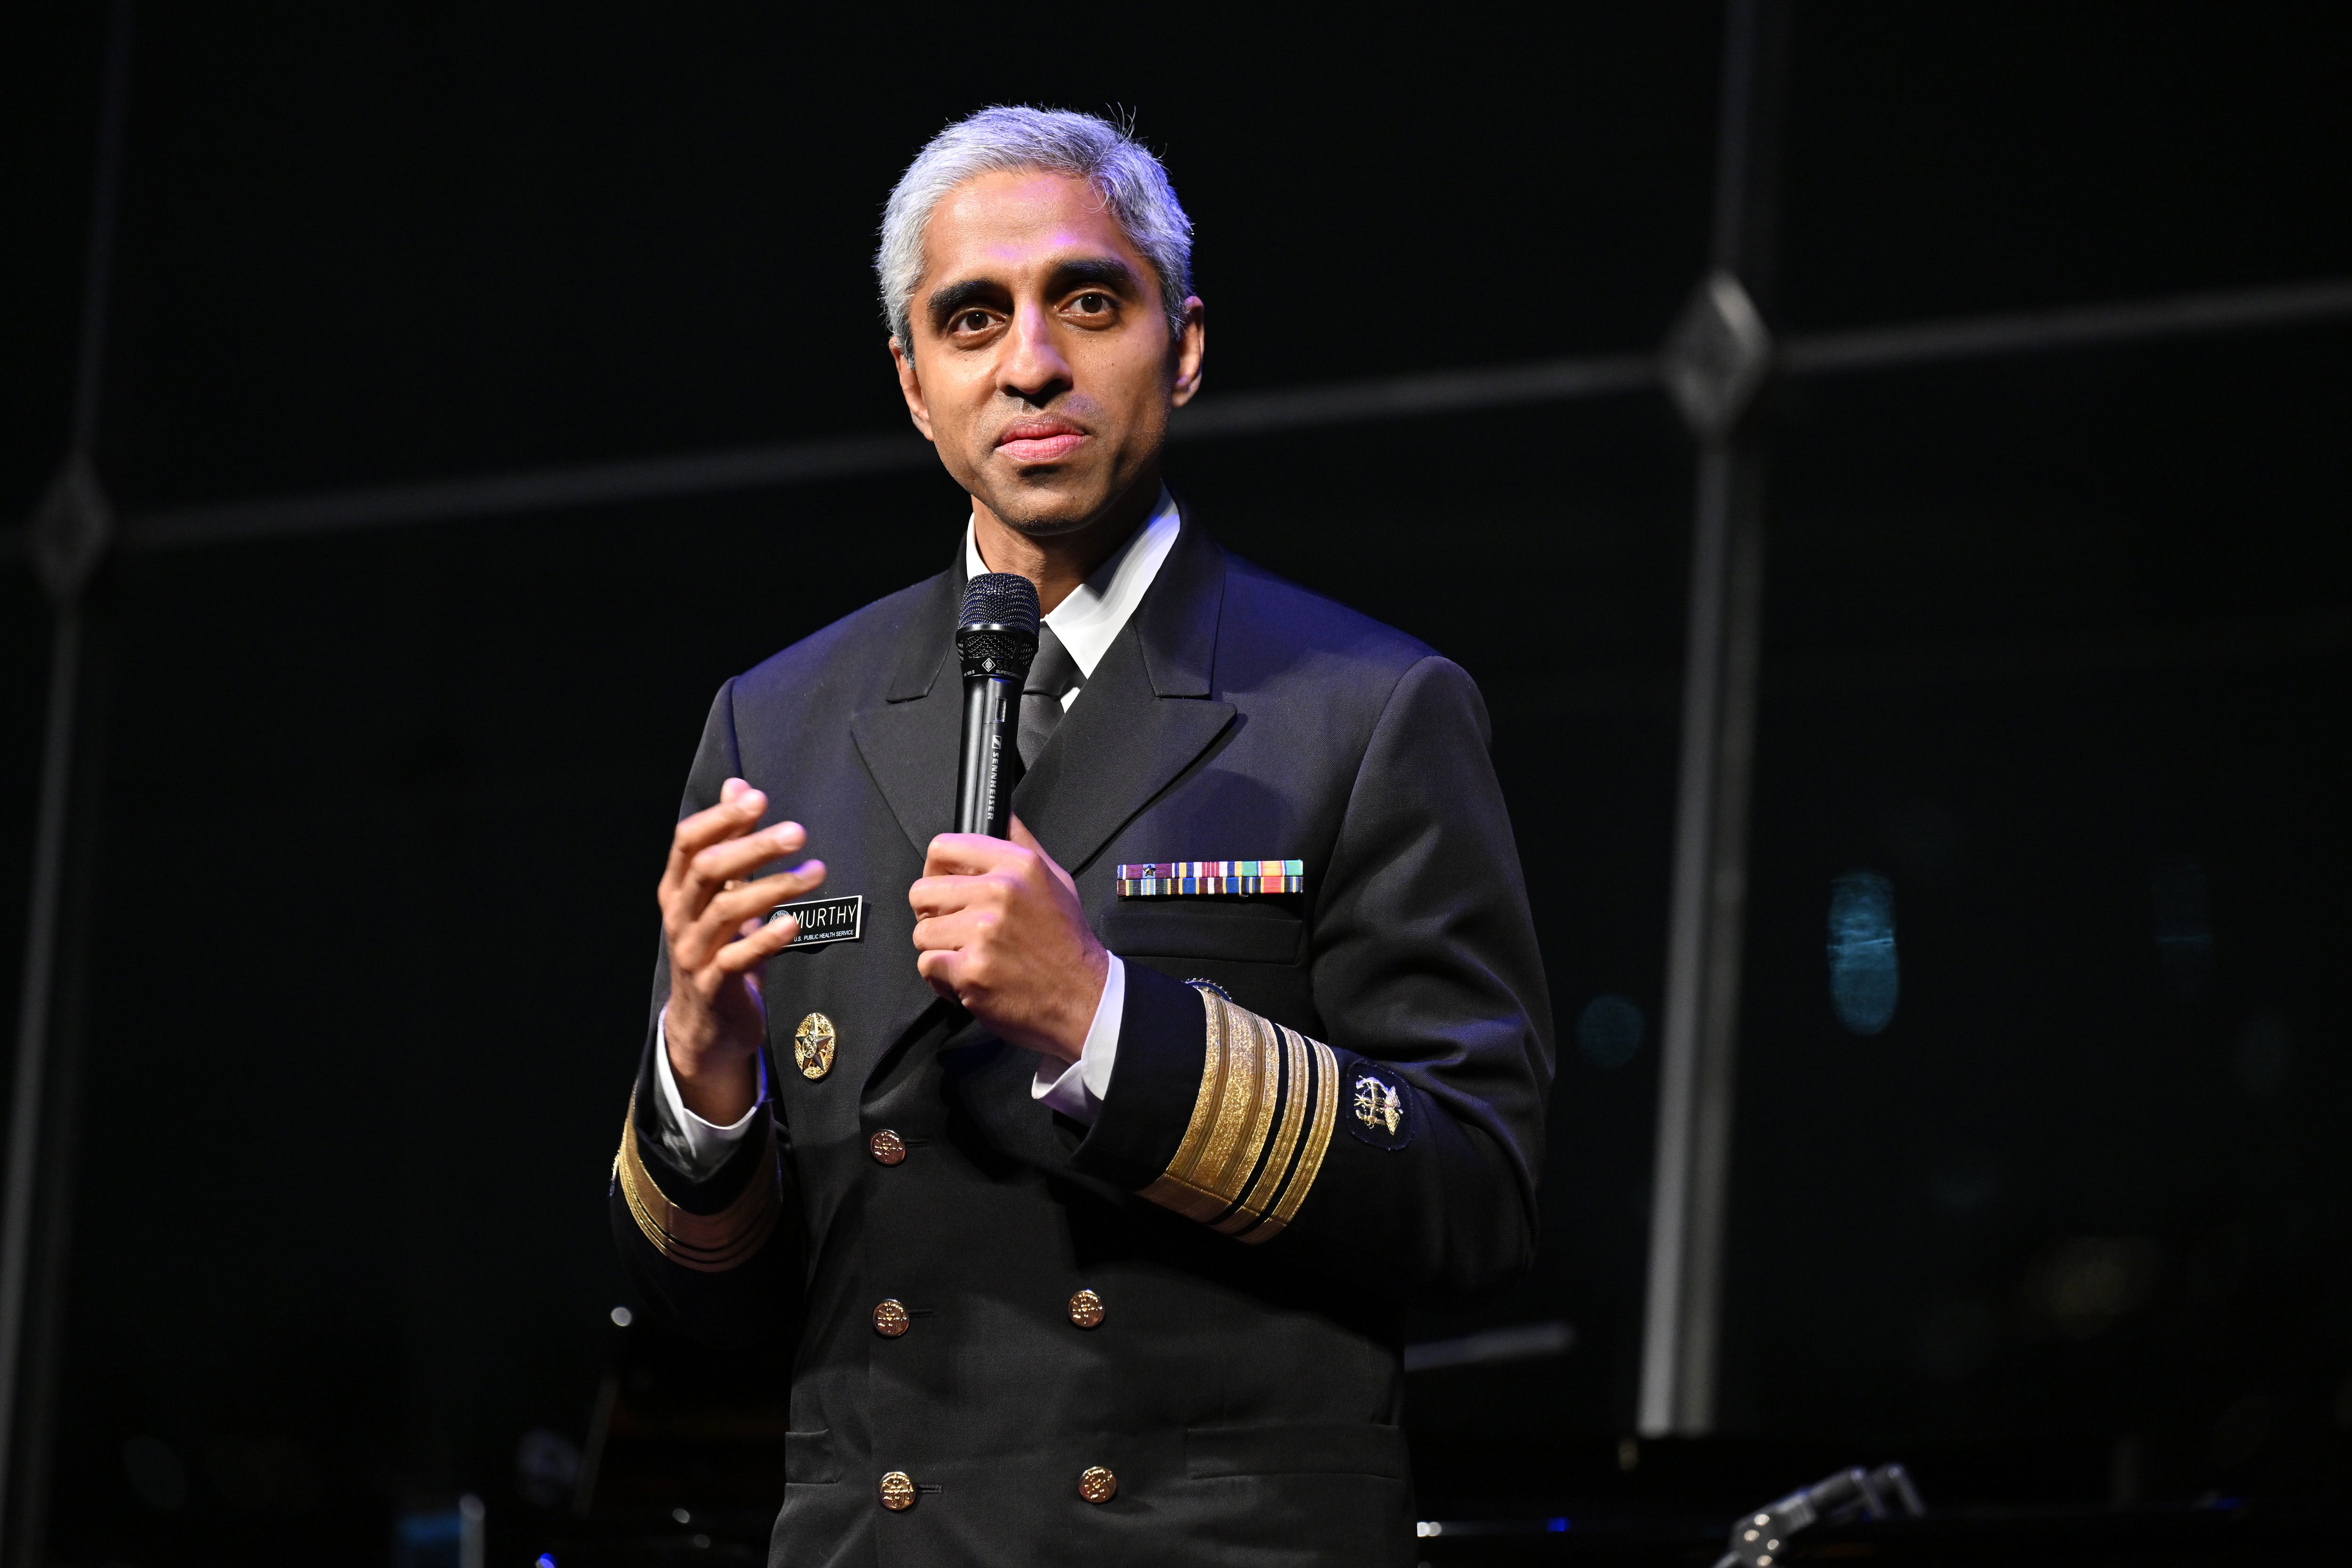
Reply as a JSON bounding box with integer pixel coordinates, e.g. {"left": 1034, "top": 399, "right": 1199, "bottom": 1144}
{"left": 651, "top": 489, "right": 1181, "bottom": 1178}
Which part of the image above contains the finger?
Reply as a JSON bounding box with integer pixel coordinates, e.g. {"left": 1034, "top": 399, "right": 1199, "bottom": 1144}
{"left": 1008, "top": 815, "right": 1079, "bottom": 898}
{"left": 669, "top": 834, "right": 800, "bottom": 943}
{"left": 674, "top": 862, "right": 807, "bottom": 970}
{"left": 663, "top": 783, "right": 768, "bottom": 891}
{"left": 922, "top": 831, "right": 1027, "bottom": 879}
{"left": 915, "top": 947, "right": 965, "bottom": 999}
{"left": 699, "top": 860, "right": 826, "bottom": 934}
{"left": 910, "top": 908, "right": 981, "bottom": 953}
{"left": 660, "top": 793, "right": 771, "bottom": 913}
{"left": 906, "top": 872, "right": 989, "bottom": 921}
{"left": 709, "top": 913, "right": 800, "bottom": 975}
{"left": 676, "top": 862, "right": 825, "bottom": 970}
{"left": 669, "top": 821, "right": 808, "bottom": 921}
{"left": 687, "top": 820, "right": 806, "bottom": 890}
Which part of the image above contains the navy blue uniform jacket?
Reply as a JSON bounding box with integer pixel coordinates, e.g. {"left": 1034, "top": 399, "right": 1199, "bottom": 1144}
{"left": 612, "top": 510, "right": 1555, "bottom": 1566}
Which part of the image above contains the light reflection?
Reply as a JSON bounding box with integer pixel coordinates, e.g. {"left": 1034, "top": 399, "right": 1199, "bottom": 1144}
{"left": 1827, "top": 870, "right": 1898, "bottom": 1034}
{"left": 2150, "top": 854, "right": 2213, "bottom": 998}
{"left": 1928, "top": 1151, "right": 1999, "bottom": 1215}
{"left": 1575, "top": 994, "right": 1646, "bottom": 1068}
{"left": 2030, "top": 1236, "right": 2158, "bottom": 1339}
{"left": 2233, "top": 1013, "right": 2294, "bottom": 1100}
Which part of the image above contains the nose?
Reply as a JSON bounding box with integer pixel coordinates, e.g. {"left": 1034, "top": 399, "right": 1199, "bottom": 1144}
{"left": 998, "top": 303, "right": 1073, "bottom": 406}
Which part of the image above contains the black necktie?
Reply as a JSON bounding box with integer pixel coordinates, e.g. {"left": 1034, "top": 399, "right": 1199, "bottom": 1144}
{"left": 1018, "top": 624, "right": 1083, "bottom": 770}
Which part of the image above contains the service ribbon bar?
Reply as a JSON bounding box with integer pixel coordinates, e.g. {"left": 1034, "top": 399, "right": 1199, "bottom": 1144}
{"left": 1114, "top": 859, "right": 1305, "bottom": 898}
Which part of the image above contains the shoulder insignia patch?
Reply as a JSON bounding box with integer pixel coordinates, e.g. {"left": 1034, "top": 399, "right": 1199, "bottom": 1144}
{"left": 1346, "top": 1065, "right": 1412, "bottom": 1151}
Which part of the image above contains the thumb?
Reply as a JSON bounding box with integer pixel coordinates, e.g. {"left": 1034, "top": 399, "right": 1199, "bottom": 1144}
{"left": 1008, "top": 815, "right": 1080, "bottom": 899}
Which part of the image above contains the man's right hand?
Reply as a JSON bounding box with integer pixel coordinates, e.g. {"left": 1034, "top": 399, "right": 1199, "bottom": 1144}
{"left": 657, "top": 777, "right": 825, "bottom": 1125}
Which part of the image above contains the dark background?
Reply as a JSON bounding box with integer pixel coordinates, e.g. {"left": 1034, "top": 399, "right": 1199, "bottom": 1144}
{"left": 2, "top": 4, "right": 2348, "bottom": 1563}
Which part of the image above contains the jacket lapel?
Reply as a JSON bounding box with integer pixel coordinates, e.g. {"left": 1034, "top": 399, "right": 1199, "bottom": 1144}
{"left": 846, "top": 510, "right": 1233, "bottom": 1096}
{"left": 1014, "top": 514, "right": 1236, "bottom": 876}
{"left": 845, "top": 556, "right": 969, "bottom": 1083}
{"left": 848, "top": 559, "right": 964, "bottom": 857}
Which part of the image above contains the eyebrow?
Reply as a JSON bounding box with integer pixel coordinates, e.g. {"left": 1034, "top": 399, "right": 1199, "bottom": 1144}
{"left": 924, "top": 255, "right": 1148, "bottom": 324}
{"left": 1046, "top": 255, "right": 1146, "bottom": 296}
{"left": 926, "top": 277, "right": 1005, "bottom": 322}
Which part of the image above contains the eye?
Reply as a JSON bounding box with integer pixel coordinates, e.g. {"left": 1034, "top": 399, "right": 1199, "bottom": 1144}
{"left": 1070, "top": 292, "right": 1112, "bottom": 316}
{"left": 954, "top": 309, "right": 994, "bottom": 334}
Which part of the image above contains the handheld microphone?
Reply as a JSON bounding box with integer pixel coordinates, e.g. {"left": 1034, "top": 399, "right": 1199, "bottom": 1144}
{"left": 954, "top": 573, "right": 1039, "bottom": 838}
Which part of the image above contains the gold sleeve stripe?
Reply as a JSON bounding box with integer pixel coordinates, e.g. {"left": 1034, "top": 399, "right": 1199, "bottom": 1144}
{"left": 1153, "top": 982, "right": 1228, "bottom": 1213}
{"left": 1220, "top": 1024, "right": 1313, "bottom": 1237}
{"left": 1190, "top": 1003, "right": 1270, "bottom": 1216}
{"left": 1142, "top": 987, "right": 1235, "bottom": 1223}
{"left": 614, "top": 1089, "right": 782, "bottom": 1272}
{"left": 1139, "top": 987, "right": 1340, "bottom": 1242}
{"left": 1249, "top": 1039, "right": 1340, "bottom": 1243}
{"left": 1208, "top": 1008, "right": 1285, "bottom": 1222}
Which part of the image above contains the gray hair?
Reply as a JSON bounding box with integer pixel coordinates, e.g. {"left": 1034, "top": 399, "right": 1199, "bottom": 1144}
{"left": 876, "top": 106, "right": 1194, "bottom": 349}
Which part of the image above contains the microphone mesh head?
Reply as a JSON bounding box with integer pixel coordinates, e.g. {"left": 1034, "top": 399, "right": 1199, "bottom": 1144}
{"left": 959, "top": 572, "right": 1039, "bottom": 637}
{"left": 956, "top": 572, "right": 1039, "bottom": 678}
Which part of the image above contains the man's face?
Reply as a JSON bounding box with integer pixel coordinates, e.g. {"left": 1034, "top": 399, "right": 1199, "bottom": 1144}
{"left": 891, "top": 170, "right": 1205, "bottom": 537}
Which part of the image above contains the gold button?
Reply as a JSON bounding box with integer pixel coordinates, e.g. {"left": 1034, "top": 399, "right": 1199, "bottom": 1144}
{"left": 869, "top": 1129, "right": 907, "bottom": 1166}
{"left": 794, "top": 1012, "right": 836, "bottom": 1080}
{"left": 1078, "top": 1465, "right": 1118, "bottom": 1504}
{"left": 878, "top": 1471, "right": 916, "bottom": 1511}
{"left": 872, "top": 1299, "right": 911, "bottom": 1338}
{"left": 1067, "top": 1289, "right": 1105, "bottom": 1329}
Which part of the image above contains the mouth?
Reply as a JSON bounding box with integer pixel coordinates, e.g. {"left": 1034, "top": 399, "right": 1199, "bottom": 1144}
{"left": 994, "top": 417, "right": 1089, "bottom": 465}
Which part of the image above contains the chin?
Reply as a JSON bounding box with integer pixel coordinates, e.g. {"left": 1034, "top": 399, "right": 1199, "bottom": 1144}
{"left": 999, "top": 511, "right": 1103, "bottom": 540}
{"left": 985, "top": 478, "right": 1114, "bottom": 538}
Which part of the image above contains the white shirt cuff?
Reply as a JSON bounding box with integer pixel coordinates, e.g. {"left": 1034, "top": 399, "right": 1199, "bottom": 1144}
{"left": 652, "top": 1007, "right": 768, "bottom": 1181}
{"left": 1031, "top": 955, "right": 1123, "bottom": 1123}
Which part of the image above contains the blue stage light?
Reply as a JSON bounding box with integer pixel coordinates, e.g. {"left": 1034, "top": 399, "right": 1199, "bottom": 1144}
{"left": 1827, "top": 870, "right": 1898, "bottom": 1034}
{"left": 2150, "top": 854, "right": 2213, "bottom": 997}
{"left": 1575, "top": 994, "right": 1646, "bottom": 1068}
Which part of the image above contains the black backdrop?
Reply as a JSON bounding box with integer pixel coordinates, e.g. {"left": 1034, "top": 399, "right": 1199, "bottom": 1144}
{"left": 3, "top": 4, "right": 2349, "bottom": 1563}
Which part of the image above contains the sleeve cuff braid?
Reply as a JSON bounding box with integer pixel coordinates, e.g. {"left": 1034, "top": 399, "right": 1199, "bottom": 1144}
{"left": 614, "top": 1088, "right": 783, "bottom": 1272}
{"left": 1139, "top": 984, "right": 1341, "bottom": 1243}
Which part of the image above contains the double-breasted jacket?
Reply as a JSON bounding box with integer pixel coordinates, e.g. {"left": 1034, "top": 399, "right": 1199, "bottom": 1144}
{"left": 612, "top": 512, "right": 1555, "bottom": 1566}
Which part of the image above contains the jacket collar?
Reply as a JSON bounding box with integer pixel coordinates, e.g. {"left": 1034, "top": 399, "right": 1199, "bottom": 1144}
{"left": 851, "top": 499, "right": 1235, "bottom": 874}
{"left": 883, "top": 495, "right": 1217, "bottom": 703}
{"left": 882, "top": 532, "right": 966, "bottom": 703}
{"left": 1126, "top": 493, "right": 1219, "bottom": 699}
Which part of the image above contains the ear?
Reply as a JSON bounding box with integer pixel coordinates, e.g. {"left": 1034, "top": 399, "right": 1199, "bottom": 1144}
{"left": 1168, "top": 296, "right": 1206, "bottom": 408}
{"left": 890, "top": 336, "right": 937, "bottom": 442}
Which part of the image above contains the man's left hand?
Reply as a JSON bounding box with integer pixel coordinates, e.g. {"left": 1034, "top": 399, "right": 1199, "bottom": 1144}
{"left": 910, "top": 817, "right": 1108, "bottom": 1064}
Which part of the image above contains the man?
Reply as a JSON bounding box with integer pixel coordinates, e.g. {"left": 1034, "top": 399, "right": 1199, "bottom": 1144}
{"left": 612, "top": 106, "right": 1554, "bottom": 1566}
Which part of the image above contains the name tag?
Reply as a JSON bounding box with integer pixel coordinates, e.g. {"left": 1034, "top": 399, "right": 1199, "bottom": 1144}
{"left": 1115, "top": 860, "right": 1305, "bottom": 898}
{"left": 767, "top": 894, "right": 864, "bottom": 947}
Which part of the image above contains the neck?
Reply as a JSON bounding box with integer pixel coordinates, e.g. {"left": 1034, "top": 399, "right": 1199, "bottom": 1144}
{"left": 971, "top": 476, "right": 1160, "bottom": 614}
